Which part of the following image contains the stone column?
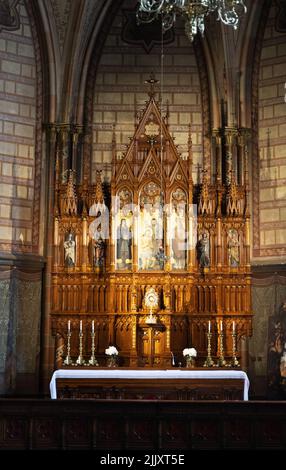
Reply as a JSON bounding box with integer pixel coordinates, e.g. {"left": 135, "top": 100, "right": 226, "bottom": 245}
{"left": 213, "top": 130, "right": 222, "bottom": 183}
{"left": 225, "top": 128, "right": 236, "bottom": 185}
{"left": 0, "top": 266, "right": 42, "bottom": 395}
{"left": 240, "top": 335, "right": 249, "bottom": 373}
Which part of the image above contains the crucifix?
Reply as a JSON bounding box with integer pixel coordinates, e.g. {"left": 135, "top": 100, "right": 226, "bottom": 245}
{"left": 145, "top": 72, "right": 159, "bottom": 99}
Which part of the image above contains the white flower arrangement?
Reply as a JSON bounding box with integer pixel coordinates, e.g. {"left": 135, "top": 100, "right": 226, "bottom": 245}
{"left": 183, "top": 347, "right": 197, "bottom": 357}
{"left": 105, "top": 346, "right": 118, "bottom": 356}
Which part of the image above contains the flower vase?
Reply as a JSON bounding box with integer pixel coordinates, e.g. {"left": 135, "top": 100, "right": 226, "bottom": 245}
{"left": 185, "top": 356, "right": 195, "bottom": 368}
{"left": 107, "top": 355, "right": 117, "bottom": 368}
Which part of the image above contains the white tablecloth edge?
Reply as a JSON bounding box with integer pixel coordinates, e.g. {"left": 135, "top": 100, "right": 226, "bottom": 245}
{"left": 50, "top": 369, "right": 249, "bottom": 400}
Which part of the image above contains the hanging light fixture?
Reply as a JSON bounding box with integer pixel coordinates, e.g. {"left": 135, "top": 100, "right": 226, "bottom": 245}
{"left": 137, "top": 1, "right": 247, "bottom": 42}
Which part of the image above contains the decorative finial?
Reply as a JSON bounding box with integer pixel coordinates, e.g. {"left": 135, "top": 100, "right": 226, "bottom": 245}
{"left": 188, "top": 123, "right": 192, "bottom": 146}
{"left": 199, "top": 168, "right": 211, "bottom": 216}
{"left": 62, "top": 169, "right": 77, "bottom": 216}
{"left": 95, "top": 170, "right": 104, "bottom": 205}
{"left": 145, "top": 72, "right": 159, "bottom": 99}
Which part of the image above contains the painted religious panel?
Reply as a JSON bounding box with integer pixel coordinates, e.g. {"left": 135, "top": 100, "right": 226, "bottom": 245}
{"left": 170, "top": 188, "right": 187, "bottom": 269}
{"left": 116, "top": 189, "right": 133, "bottom": 270}
{"left": 138, "top": 181, "right": 164, "bottom": 270}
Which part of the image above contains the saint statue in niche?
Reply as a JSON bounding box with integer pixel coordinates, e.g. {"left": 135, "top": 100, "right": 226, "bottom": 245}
{"left": 117, "top": 218, "right": 132, "bottom": 269}
{"left": 197, "top": 231, "right": 210, "bottom": 267}
{"left": 170, "top": 189, "right": 187, "bottom": 269}
{"left": 116, "top": 189, "right": 133, "bottom": 270}
{"left": 227, "top": 228, "right": 239, "bottom": 267}
{"left": 93, "top": 225, "right": 105, "bottom": 267}
{"left": 64, "top": 232, "right": 75, "bottom": 267}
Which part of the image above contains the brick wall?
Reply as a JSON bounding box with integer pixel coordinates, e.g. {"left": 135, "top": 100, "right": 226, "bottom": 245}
{"left": 0, "top": 1, "right": 37, "bottom": 252}
{"left": 257, "top": 4, "right": 286, "bottom": 259}
{"left": 92, "top": 1, "right": 203, "bottom": 183}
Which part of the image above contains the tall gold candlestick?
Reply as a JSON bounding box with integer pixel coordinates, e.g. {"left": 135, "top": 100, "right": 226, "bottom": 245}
{"left": 216, "top": 330, "right": 226, "bottom": 367}
{"left": 75, "top": 321, "right": 86, "bottom": 366}
{"left": 88, "top": 328, "right": 99, "bottom": 366}
{"left": 63, "top": 323, "right": 72, "bottom": 366}
{"left": 203, "top": 332, "right": 214, "bottom": 367}
{"left": 230, "top": 331, "right": 240, "bottom": 367}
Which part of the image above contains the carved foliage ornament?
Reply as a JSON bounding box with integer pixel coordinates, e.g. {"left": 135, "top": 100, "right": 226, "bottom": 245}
{"left": 145, "top": 121, "right": 160, "bottom": 138}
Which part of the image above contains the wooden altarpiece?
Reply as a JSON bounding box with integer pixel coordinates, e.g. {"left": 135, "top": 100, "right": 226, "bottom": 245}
{"left": 51, "top": 89, "right": 252, "bottom": 369}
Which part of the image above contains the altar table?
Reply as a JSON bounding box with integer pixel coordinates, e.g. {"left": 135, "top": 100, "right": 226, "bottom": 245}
{"left": 50, "top": 369, "right": 249, "bottom": 401}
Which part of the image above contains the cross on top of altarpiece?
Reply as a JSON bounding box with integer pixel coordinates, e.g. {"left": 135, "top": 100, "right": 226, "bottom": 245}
{"left": 145, "top": 72, "right": 159, "bottom": 99}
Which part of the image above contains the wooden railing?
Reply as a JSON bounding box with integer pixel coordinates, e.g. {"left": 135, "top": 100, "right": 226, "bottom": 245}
{"left": 0, "top": 399, "right": 285, "bottom": 450}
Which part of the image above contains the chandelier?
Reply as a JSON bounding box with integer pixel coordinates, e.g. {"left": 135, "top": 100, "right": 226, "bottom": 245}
{"left": 137, "top": 1, "right": 247, "bottom": 42}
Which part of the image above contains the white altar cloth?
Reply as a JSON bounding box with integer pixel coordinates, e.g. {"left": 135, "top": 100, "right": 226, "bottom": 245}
{"left": 50, "top": 369, "right": 249, "bottom": 400}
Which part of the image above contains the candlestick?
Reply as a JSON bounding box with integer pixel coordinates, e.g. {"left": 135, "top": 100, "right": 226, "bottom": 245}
{"left": 88, "top": 322, "right": 98, "bottom": 366}
{"left": 203, "top": 331, "right": 214, "bottom": 367}
{"left": 63, "top": 328, "right": 73, "bottom": 366}
{"left": 230, "top": 329, "right": 240, "bottom": 368}
{"left": 216, "top": 328, "right": 226, "bottom": 367}
{"left": 75, "top": 321, "right": 85, "bottom": 366}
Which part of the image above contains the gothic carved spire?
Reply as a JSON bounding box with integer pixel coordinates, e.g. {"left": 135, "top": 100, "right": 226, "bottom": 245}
{"left": 62, "top": 170, "right": 77, "bottom": 216}
{"left": 226, "top": 171, "right": 240, "bottom": 216}
{"left": 89, "top": 170, "right": 105, "bottom": 215}
{"left": 112, "top": 125, "right": 116, "bottom": 178}
{"left": 95, "top": 170, "right": 104, "bottom": 204}
{"left": 198, "top": 169, "right": 211, "bottom": 215}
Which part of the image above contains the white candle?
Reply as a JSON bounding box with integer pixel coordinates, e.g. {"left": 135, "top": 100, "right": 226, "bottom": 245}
{"left": 233, "top": 321, "right": 235, "bottom": 333}
{"left": 80, "top": 320, "right": 82, "bottom": 333}
{"left": 220, "top": 320, "right": 223, "bottom": 331}
{"left": 68, "top": 320, "right": 70, "bottom": 332}
{"left": 208, "top": 321, "right": 211, "bottom": 333}
{"left": 92, "top": 320, "right": 94, "bottom": 334}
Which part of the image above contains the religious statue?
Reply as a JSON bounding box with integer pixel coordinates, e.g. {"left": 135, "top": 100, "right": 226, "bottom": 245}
{"left": 170, "top": 190, "right": 187, "bottom": 269}
{"left": 139, "top": 205, "right": 164, "bottom": 270}
{"left": 117, "top": 218, "right": 132, "bottom": 269}
{"left": 64, "top": 232, "right": 75, "bottom": 267}
{"left": 227, "top": 229, "right": 239, "bottom": 267}
{"left": 171, "top": 212, "right": 187, "bottom": 269}
{"left": 163, "top": 284, "right": 171, "bottom": 310}
{"left": 94, "top": 226, "right": 105, "bottom": 267}
{"left": 197, "top": 232, "right": 210, "bottom": 267}
{"left": 139, "top": 226, "right": 153, "bottom": 269}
